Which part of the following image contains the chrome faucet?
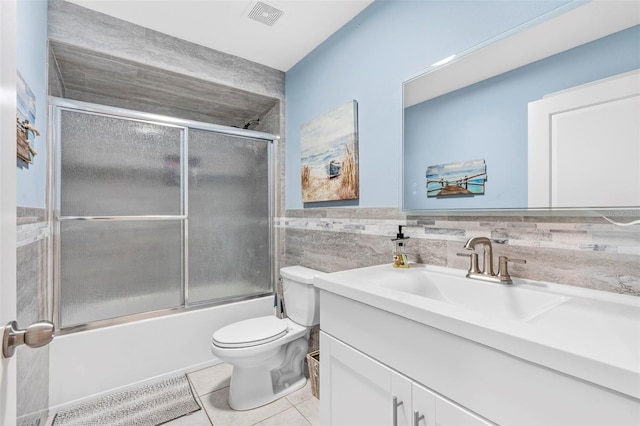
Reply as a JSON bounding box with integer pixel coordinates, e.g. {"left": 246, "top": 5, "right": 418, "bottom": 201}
{"left": 457, "top": 237, "right": 526, "bottom": 284}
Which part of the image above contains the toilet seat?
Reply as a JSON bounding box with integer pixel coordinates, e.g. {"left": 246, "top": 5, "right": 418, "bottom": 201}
{"left": 212, "top": 316, "right": 288, "bottom": 348}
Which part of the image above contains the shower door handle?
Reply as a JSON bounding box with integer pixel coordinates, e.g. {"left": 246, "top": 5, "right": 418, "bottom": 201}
{"left": 2, "top": 320, "right": 55, "bottom": 358}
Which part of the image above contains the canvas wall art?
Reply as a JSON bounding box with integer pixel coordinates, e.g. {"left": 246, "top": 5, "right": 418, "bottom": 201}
{"left": 16, "top": 71, "right": 39, "bottom": 166}
{"left": 426, "top": 159, "right": 487, "bottom": 197}
{"left": 300, "top": 100, "right": 359, "bottom": 203}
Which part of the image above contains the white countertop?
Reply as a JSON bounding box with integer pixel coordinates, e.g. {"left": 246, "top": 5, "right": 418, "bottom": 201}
{"left": 314, "top": 263, "right": 640, "bottom": 399}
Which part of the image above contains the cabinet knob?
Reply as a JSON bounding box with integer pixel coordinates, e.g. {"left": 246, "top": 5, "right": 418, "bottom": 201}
{"left": 414, "top": 410, "right": 425, "bottom": 425}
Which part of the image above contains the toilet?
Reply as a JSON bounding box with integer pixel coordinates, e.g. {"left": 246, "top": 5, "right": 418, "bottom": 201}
{"left": 211, "top": 266, "right": 324, "bottom": 410}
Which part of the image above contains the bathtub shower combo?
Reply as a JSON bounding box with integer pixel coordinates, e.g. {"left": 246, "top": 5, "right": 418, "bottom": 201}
{"left": 50, "top": 97, "right": 276, "bottom": 331}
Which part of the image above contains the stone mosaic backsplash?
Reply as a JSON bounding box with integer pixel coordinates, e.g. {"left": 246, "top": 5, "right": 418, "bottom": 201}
{"left": 279, "top": 208, "right": 640, "bottom": 296}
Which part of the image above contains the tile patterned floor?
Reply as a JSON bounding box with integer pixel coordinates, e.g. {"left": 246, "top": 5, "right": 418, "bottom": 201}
{"left": 46, "top": 363, "right": 319, "bottom": 426}
{"left": 157, "top": 363, "right": 318, "bottom": 426}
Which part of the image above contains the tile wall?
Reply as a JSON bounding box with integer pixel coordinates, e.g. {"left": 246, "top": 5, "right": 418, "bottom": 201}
{"left": 47, "top": 0, "right": 284, "bottom": 102}
{"left": 16, "top": 207, "right": 51, "bottom": 426}
{"left": 280, "top": 208, "right": 640, "bottom": 295}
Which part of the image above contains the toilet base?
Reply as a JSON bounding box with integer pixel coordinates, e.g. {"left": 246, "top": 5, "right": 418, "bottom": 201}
{"left": 227, "top": 337, "right": 309, "bottom": 410}
{"left": 229, "top": 373, "right": 307, "bottom": 411}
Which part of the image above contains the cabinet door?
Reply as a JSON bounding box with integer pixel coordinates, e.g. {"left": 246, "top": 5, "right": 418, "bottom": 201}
{"left": 320, "top": 332, "right": 494, "bottom": 426}
{"left": 412, "top": 383, "right": 436, "bottom": 426}
{"left": 414, "top": 381, "right": 492, "bottom": 426}
{"left": 435, "top": 394, "right": 493, "bottom": 426}
{"left": 320, "top": 332, "right": 412, "bottom": 426}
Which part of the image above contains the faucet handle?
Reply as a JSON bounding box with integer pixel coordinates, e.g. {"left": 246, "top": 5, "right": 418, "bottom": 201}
{"left": 497, "top": 256, "right": 526, "bottom": 283}
{"left": 457, "top": 252, "right": 481, "bottom": 275}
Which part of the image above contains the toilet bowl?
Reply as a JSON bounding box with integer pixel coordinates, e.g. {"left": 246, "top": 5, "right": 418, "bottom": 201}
{"left": 211, "top": 266, "right": 323, "bottom": 410}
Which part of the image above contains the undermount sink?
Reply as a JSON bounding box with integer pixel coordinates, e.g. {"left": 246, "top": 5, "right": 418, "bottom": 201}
{"left": 382, "top": 268, "right": 568, "bottom": 321}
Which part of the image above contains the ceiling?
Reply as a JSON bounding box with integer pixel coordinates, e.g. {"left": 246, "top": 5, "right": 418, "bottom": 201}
{"left": 66, "top": 0, "right": 374, "bottom": 72}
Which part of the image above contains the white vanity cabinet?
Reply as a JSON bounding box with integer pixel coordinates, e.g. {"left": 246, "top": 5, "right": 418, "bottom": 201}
{"left": 315, "top": 270, "right": 640, "bottom": 426}
{"left": 320, "top": 332, "right": 492, "bottom": 426}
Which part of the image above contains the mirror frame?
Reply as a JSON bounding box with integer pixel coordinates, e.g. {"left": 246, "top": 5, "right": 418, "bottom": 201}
{"left": 401, "top": 1, "right": 640, "bottom": 217}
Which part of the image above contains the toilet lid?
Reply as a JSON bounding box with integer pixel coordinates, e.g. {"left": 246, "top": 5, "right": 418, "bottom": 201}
{"left": 212, "top": 316, "right": 288, "bottom": 348}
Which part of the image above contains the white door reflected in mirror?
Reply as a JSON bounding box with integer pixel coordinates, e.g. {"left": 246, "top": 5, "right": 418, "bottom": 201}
{"left": 528, "top": 70, "right": 640, "bottom": 209}
{"left": 402, "top": 1, "right": 640, "bottom": 213}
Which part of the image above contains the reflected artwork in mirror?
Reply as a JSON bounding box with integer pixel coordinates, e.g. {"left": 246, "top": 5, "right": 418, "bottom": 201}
{"left": 426, "top": 159, "right": 487, "bottom": 198}
{"left": 402, "top": 1, "right": 640, "bottom": 214}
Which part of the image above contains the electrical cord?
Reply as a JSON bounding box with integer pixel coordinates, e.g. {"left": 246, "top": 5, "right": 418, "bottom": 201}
{"left": 602, "top": 216, "right": 640, "bottom": 227}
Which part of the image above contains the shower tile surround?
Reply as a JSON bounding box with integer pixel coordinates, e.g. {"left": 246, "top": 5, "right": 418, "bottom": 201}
{"left": 49, "top": 41, "right": 278, "bottom": 130}
{"left": 17, "top": 207, "right": 51, "bottom": 426}
{"left": 47, "top": 0, "right": 283, "bottom": 131}
{"left": 46, "top": 1, "right": 284, "bottom": 98}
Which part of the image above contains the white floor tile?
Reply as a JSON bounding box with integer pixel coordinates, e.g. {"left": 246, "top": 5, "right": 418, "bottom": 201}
{"left": 295, "top": 396, "right": 320, "bottom": 426}
{"left": 188, "top": 363, "right": 233, "bottom": 397}
{"left": 199, "top": 387, "right": 292, "bottom": 426}
{"left": 252, "top": 407, "right": 312, "bottom": 426}
{"left": 164, "top": 407, "right": 213, "bottom": 426}
{"left": 285, "top": 380, "right": 315, "bottom": 406}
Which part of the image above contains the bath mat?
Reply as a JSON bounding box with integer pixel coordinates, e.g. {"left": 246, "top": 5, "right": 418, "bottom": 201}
{"left": 52, "top": 374, "right": 201, "bottom": 426}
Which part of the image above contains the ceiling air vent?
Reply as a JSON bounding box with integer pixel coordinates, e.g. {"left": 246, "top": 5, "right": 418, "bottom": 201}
{"left": 248, "top": 1, "right": 284, "bottom": 26}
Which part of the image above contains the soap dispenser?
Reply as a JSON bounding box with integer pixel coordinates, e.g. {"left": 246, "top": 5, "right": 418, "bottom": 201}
{"left": 392, "top": 225, "right": 410, "bottom": 268}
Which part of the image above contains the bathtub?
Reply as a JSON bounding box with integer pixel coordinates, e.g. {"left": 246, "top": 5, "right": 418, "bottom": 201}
{"left": 49, "top": 296, "right": 274, "bottom": 411}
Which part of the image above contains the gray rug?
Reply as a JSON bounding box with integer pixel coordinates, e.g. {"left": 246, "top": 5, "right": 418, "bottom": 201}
{"left": 52, "top": 375, "right": 201, "bottom": 426}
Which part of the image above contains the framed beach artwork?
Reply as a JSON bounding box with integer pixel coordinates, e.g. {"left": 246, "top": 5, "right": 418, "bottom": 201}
{"left": 16, "top": 71, "right": 39, "bottom": 167}
{"left": 300, "top": 100, "right": 359, "bottom": 203}
{"left": 426, "top": 159, "right": 487, "bottom": 197}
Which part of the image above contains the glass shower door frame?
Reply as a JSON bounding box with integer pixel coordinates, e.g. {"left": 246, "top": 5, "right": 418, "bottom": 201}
{"left": 49, "top": 97, "right": 278, "bottom": 334}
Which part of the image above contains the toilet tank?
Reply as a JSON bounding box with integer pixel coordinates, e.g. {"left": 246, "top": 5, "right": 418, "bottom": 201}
{"left": 280, "top": 266, "right": 324, "bottom": 327}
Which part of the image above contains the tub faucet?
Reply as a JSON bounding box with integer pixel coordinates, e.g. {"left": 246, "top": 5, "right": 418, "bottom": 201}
{"left": 464, "top": 236, "right": 494, "bottom": 276}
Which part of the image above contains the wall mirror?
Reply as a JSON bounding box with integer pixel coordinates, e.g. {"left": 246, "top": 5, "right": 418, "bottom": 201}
{"left": 402, "top": 1, "right": 640, "bottom": 215}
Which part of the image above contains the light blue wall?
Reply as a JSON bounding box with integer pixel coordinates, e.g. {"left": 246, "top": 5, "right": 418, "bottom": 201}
{"left": 404, "top": 25, "right": 640, "bottom": 210}
{"left": 16, "top": 0, "right": 48, "bottom": 208}
{"left": 285, "top": 0, "right": 573, "bottom": 209}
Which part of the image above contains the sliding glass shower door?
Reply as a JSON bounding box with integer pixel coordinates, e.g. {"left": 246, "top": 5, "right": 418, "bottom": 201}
{"left": 188, "top": 130, "right": 271, "bottom": 304}
{"left": 53, "top": 100, "right": 274, "bottom": 330}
